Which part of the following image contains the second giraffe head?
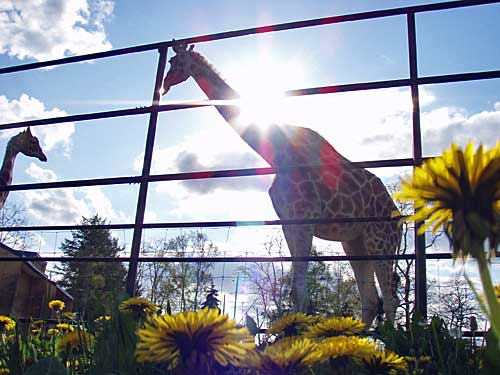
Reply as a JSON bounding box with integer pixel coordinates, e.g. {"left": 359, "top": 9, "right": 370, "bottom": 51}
{"left": 161, "top": 41, "right": 196, "bottom": 95}
{"left": 17, "top": 127, "right": 47, "bottom": 162}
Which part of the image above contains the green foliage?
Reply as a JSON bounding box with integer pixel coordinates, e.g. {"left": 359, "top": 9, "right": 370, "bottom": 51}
{"left": 479, "top": 329, "right": 500, "bottom": 374}
{"left": 1, "top": 309, "right": 496, "bottom": 374}
{"left": 378, "top": 315, "right": 476, "bottom": 374}
{"left": 23, "top": 356, "right": 68, "bottom": 375}
{"left": 90, "top": 308, "right": 157, "bottom": 375}
{"left": 58, "top": 215, "right": 127, "bottom": 320}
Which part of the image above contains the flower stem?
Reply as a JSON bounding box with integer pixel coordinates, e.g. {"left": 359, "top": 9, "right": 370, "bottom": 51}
{"left": 476, "top": 250, "right": 500, "bottom": 342}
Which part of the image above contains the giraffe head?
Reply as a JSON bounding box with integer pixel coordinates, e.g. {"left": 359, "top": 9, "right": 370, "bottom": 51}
{"left": 16, "top": 127, "right": 47, "bottom": 162}
{"left": 161, "top": 42, "right": 196, "bottom": 95}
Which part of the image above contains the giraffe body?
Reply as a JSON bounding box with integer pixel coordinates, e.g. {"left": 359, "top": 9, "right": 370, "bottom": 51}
{"left": 0, "top": 128, "right": 47, "bottom": 209}
{"left": 162, "top": 44, "right": 401, "bottom": 325}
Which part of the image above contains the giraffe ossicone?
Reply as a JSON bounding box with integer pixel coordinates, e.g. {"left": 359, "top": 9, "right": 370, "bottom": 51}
{"left": 0, "top": 127, "right": 47, "bottom": 210}
{"left": 162, "top": 43, "right": 402, "bottom": 326}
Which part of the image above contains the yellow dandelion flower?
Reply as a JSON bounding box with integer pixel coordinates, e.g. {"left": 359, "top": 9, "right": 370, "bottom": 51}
{"left": 267, "top": 313, "right": 319, "bottom": 337}
{"left": 135, "top": 308, "right": 254, "bottom": 372}
{"left": 47, "top": 328, "right": 60, "bottom": 335}
{"left": 243, "top": 337, "right": 321, "bottom": 374}
{"left": 31, "top": 329, "right": 41, "bottom": 335}
{"left": 56, "top": 323, "right": 75, "bottom": 332}
{"left": 95, "top": 315, "right": 111, "bottom": 322}
{"left": 0, "top": 316, "right": 15, "bottom": 332}
{"left": 494, "top": 285, "right": 500, "bottom": 302}
{"left": 318, "top": 336, "right": 377, "bottom": 366}
{"left": 119, "top": 297, "right": 159, "bottom": 319}
{"left": 58, "top": 331, "right": 94, "bottom": 353}
{"left": 306, "top": 317, "right": 365, "bottom": 339}
{"left": 362, "top": 350, "right": 408, "bottom": 374}
{"left": 65, "top": 360, "right": 80, "bottom": 369}
{"left": 48, "top": 299, "right": 65, "bottom": 311}
{"left": 394, "top": 141, "right": 500, "bottom": 259}
{"left": 0, "top": 368, "right": 10, "bottom": 374}
{"left": 396, "top": 141, "right": 500, "bottom": 340}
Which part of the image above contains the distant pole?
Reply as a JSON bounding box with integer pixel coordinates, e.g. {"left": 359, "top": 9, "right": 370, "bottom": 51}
{"left": 233, "top": 275, "right": 240, "bottom": 319}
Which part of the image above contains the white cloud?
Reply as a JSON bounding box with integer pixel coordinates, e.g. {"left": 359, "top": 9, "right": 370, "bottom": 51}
{"left": 0, "top": 94, "right": 75, "bottom": 155}
{"left": 0, "top": 0, "right": 113, "bottom": 61}
{"left": 134, "top": 126, "right": 272, "bottom": 196}
{"left": 23, "top": 164, "right": 128, "bottom": 225}
{"left": 25, "top": 162, "right": 56, "bottom": 182}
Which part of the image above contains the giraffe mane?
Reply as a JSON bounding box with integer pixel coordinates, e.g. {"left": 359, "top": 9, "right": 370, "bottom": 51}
{"left": 190, "top": 50, "right": 226, "bottom": 81}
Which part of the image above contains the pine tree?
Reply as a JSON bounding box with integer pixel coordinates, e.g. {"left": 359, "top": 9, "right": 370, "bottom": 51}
{"left": 58, "top": 215, "right": 127, "bottom": 320}
{"left": 201, "top": 283, "right": 221, "bottom": 311}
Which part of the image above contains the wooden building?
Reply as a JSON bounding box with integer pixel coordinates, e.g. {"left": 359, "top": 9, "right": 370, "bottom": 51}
{"left": 0, "top": 242, "right": 73, "bottom": 319}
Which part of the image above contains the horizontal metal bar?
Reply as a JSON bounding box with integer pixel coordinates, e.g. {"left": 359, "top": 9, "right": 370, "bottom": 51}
{"left": 0, "top": 103, "right": 211, "bottom": 131}
{"left": 2, "top": 69, "right": 499, "bottom": 131}
{"left": 0, "top": 252, "right": 455, "bottom": 263}
{"left": 285, "top": 78, "right": 410, "bottom": 96}
{"left": 0, "top": 1, "right": 497, "bottom": 74}
{"left": 0, "top": 216, "right": 403, "bottom": 232}
{"left": 0, "top": 158, "right": 416, "bottom": 193}
{"left": 419, "top": 70, "right": 500, "bottom": 85}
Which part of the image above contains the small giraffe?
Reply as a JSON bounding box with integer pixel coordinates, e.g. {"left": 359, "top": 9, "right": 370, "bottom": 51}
{"left": 0, "top": 128, "right": 47, "bottom": 209}
{"left": 162, "top": 43, "right": 401, "bottom": 325}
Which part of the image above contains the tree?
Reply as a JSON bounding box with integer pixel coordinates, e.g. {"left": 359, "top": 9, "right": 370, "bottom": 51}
{"left": 201, "top": 283, "right": 221, "bottom": 311}
{"left": 428, "top": 277, "right": 482, "bottom": 333}
{"left": 389, "top": 182, "right": 444, "bottom": 329}
{"left": 241, "top": 233, "right": 361, "bottom": 326}
{"left": 138, "top": 231, "right": 218, "bottom": 313}
{"left": 58, "top": 215, "right": 127, "bottom": 320}
{"left": 0, "top": 200, "right": 35, "bottom": 250}
{"left": 307, "top": 259, "right": 361, "bottom": 318}
{"left": 239, "top": 234, "right": 291, "bottom": 324}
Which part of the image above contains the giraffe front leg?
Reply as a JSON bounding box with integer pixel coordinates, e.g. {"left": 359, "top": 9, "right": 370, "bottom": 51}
{"left": 282, "top": 224, "right": 314, "bottom": 313}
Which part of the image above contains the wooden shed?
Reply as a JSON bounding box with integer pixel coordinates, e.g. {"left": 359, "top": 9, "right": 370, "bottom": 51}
{"left": 0, "top": 242, "right": 73, "bottom": 319}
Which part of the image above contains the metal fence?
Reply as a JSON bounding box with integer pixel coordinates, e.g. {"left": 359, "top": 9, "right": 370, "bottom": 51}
{"left": 1, "top": 0, "right": 499, "bottom": 319}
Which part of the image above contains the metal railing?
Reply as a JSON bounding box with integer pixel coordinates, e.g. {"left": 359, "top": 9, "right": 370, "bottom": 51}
{"left": 1, "top": 0, "right": 499, "bottom": 319}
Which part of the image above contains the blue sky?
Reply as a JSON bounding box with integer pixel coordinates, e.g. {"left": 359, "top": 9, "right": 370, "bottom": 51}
{"left": 0, "top": 0, "right": 499, "bottom": 314}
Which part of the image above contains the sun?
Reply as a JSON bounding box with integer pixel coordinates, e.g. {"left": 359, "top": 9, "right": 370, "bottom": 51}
{"left": 225, "top": 56, "right": 304, "bottom": 128}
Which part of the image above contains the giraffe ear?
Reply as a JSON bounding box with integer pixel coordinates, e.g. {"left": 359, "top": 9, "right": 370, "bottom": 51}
{"left": 172, "top": 40, "right": 181, "bottom": 54}
{"left": 26, "top": 127, "right": 32, "bottom": 136}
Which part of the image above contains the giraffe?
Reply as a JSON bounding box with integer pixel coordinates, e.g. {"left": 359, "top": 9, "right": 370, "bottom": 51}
{"left": 0, "top": 128, "right": 47, "bottom": 209}
{"left": 162, "top": 43, "right": 402, "bottom": 325}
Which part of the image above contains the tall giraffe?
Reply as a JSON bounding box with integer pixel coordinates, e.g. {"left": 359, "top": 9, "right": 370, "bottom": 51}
{"left": 0, "top": 128, "right": 47, "bottom": 209}
{"left": 162, "top": 44, "right": 401, "bottom": 325}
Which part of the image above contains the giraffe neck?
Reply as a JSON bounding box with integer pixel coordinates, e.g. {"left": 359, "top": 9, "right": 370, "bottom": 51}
{"left": 190, "top": 54, "right": 287, "bottom": 166}
{"left": 0, "top": 140, "right": 19, "bottom": 208}
{"left": 190, "top": 56, "right": 242, "bottom": 125}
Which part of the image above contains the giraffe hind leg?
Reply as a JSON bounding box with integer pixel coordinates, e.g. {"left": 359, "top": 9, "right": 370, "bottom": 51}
{"left": 373, "top": 225, "right": 401, "bottom": 322}
{"left": 343, "top": 238, "right": 379, "bottom": 327}
{"left": 282, "top": 224, "right": 314, "bottom": 313}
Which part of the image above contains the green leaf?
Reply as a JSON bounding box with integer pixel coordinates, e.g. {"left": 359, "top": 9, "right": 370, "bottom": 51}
{"left": 480, "top": 330, "right": 500, "bottom": 375}
{"left": 24, "top": 356, "right": 68, "bottom": 375}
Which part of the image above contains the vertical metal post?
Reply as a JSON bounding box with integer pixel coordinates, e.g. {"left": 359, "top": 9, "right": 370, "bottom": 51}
{"left": 126, "top": 46, "right": 168, "bottom": 296}
{"left": 407, "top": 12, "right": 427, "bottom": 319}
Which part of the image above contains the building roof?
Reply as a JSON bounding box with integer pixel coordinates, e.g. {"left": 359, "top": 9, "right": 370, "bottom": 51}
{"left": 0, "top": 242, "right": 73, "bottom": 301}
